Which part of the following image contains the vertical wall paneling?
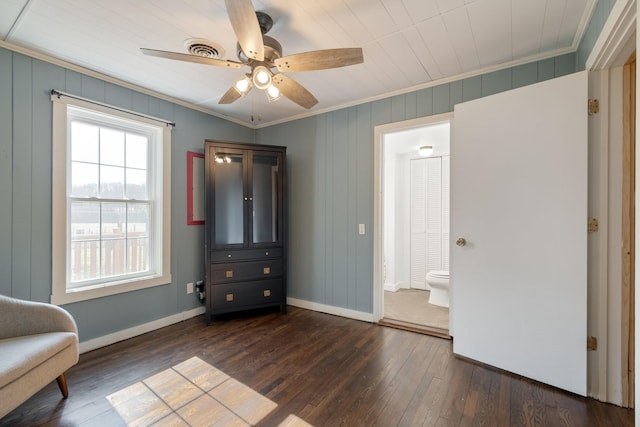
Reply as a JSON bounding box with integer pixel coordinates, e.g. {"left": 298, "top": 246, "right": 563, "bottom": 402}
{"left": 416, "top": 87, "right": 434, "bottom": 117}
{"left": 481, "top": 69, "right": 512, "bottom": 96}
{"left": 64, "top": 70, "right": 82, "bottom": 96}
{"left": 313, "top": 115, "right": 328, "bottom": 303}
{"left": 324, "top": 113, "right": 334, "bottom": 304}
{"left": 512, "top": 62, "right": 539, "bottom": 89}
{"left": 391, "top": 95, "right": 406, "bottom": 123}
{"left": 449, "top": 80, "right": 463, "bottom": 111}
{"left": 0, "top": 48, "right": 13, "bottom": 296}
{"left": 576, "top": 0, "right": 616, "bottom": 68}
{"left": 404, "top": 91, "right": 418, "bottom": 120}
{"left": 433, "top": 85, "right": 450, "bottom": 114}
{"left": 80, "top": 74, "right": 105, "bottom": 102}
{"left": 331, "top": 110, "right": 349, "bottom": 305}
{"left": 462, "top": 76, "right": 482, "bottom": 102}
{"left": 355, "top": 103, "right": 373, "bottom": 312}
{"left": 538, "top": 58, "right": 556, "bottom": 82}
{"left": 347, "top": 107, "right": 358, "bottom": 307}
{"left": 105, "top": 83, "right": 133, "bottom": 110}
{"left": 12, "top": 54, "right": 33, "bottom": 300}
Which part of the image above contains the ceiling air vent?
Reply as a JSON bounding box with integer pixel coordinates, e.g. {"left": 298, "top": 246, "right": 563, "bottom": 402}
{"left": 184, "top": 38, "right": 224, "bottom": 58}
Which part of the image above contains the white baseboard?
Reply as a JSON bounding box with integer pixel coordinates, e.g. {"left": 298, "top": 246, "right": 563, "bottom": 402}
{"left": 79, "top": 306, "right": 206, "bottom": 354}
{"left": 383, "top": 282, "right": 402, "bottom": 292}
{"left": 287, "top": 297, "right": 374, "bottom": 323}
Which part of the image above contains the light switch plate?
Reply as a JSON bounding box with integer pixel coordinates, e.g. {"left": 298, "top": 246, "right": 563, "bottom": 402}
{"left": 358, "top": 223, "right": 365, "bottom": 235}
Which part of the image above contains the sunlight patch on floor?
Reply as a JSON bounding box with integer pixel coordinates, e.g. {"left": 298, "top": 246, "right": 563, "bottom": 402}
{"left": 106, "top": 356, "right": 311, "bottom": 426}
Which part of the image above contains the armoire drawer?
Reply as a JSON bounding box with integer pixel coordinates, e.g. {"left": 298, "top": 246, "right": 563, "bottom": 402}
{"left": 210, "top": 259, "right": 283, "bottom": 283}
{"left": 209, "top": 248, "right": 282, "bottom": 262}
{"left": 210, "top": 279, "right": 283, "bottom": 310}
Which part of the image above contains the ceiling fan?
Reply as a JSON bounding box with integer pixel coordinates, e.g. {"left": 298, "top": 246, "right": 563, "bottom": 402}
{"left": 141, "top": 0, "right": 364, "bottom": 109}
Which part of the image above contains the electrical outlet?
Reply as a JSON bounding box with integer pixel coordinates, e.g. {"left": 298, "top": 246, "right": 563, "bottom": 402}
{"left": 187, "top": 282, "right": 194, "bottom": 294}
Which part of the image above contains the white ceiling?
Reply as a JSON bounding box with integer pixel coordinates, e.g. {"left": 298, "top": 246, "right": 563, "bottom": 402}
{"left": 0, "top": 0, "right": 595, "bottom": 127}
{"left": 385, "top": 121, "right": 450, "bottom": 158}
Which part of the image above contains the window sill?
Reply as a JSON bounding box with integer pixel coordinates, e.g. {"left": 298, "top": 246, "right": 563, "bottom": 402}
{"left": 51, "top": 273, "right": 172, "bottom": 306}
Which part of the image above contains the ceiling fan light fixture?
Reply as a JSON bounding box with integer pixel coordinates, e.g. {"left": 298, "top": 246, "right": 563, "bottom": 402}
{"left": 252, "top": 65, "right": 272, "bottom": 90}
{"left": 234, "top": 76, "right": 252, "bottom": 95}
{"left": 265, "top": 84, "right": 281, "bottom": 102}
{"left": 418, "top": 145, "right": 434, "bottom": 157}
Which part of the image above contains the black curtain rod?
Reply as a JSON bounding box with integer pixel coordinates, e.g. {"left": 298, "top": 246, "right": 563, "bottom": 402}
{"left": 50, "top": 89, "right": 176, "bottom": 128}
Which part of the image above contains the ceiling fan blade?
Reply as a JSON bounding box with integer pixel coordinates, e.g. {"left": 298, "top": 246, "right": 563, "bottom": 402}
{"left": 224, "top": 0, "right": 264, "bottom": 61}
{"left": 219, "top": 85, "right": 245, "bottom": 104}
{"left": 274, "top": 48, "right": 363, "bottom": 72}
{"left": 141, "top": 48, "right": 243, "bottom": 68}
{"left": 272, "top": 74, "right": 318, "bottom": 109}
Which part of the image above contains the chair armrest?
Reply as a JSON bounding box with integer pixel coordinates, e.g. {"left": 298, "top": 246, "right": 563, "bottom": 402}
{"left": 0, "top": 294, "right": 78, "bottom": 340}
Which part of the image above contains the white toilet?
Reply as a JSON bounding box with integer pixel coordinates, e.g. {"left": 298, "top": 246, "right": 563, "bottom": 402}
{"left": 426, "top": 270, "right": 450, "bottom": 308}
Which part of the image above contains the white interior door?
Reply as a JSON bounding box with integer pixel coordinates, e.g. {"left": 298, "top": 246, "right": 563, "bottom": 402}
{"left": 451, "top": 71, "right": 588, "bottom": 396}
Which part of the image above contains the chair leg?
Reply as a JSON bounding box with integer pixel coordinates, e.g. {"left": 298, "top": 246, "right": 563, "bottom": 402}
{"left": 56, "top": 373, "right": 69, "bottom": 398}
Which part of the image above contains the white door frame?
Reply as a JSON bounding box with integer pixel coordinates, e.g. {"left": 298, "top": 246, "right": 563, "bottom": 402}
{"left": 373, "top": 112, "right": 453, "bottom": 322}
{"left": 584, "top": 0, "right": 636, "bottom": 404}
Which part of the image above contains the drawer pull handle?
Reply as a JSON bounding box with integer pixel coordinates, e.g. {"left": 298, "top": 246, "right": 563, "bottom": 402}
{"left": 226, "top": 270, "right": 234, "bottom": 278}
{"left": 263, "top": 267, "right": 271, "bottom": 275}
{"left": 265, "top": 251, "right": 269, "bottom": 256}
{"left": 263, "top": 290, "right": 271, "bottom": 297}
{"left": 227, "top": 254, "right": 232, "bottom": 258}
{"left": 226, "top": 294, "right": 234, "bottom": 302}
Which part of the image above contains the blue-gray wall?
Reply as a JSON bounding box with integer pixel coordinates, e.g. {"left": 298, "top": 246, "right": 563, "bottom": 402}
{"left": 577, "top": 0, "right": 616, "bottom": 68}
{"left": 0, "top": 0, "right": 613, "bottom": 342}
{"left": 0, "top": 48, "right": 252, "bottom": 341}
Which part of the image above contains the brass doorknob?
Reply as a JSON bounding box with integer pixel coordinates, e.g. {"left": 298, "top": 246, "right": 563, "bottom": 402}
{"left": 456, "top": 238, "right": 466, "bottom": 247}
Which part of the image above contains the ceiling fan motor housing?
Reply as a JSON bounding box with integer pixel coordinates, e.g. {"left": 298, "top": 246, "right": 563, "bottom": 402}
{"left": 237, "top": 35, "right": 282, "bottom": 65}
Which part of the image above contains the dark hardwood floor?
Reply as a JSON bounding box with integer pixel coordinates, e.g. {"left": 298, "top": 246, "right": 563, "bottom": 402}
{"left": 1, "top": 306, "right": 634, "bottom": 426}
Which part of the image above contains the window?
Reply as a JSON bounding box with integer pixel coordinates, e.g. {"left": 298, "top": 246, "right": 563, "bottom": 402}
{"left": 51, "top": 94, "right": 171, "bottom": 305}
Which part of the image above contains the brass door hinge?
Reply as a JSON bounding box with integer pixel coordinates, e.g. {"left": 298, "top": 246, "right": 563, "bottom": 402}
{"left": 588, "top": 218, "right": 599, "bottom": 233}
{"left": 588, "top": 99, "right": 599, "bottom": 115}
{"left": 587, "top": 336, "right": 598, "bottom": 351}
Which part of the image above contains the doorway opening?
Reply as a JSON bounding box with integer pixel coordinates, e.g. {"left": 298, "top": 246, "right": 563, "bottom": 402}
{"left": 373, "top": 114, "right": 452, "bottom": 338}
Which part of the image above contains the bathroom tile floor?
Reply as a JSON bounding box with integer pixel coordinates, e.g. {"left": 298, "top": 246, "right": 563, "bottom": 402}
{"left": 384, "top": 289, "right": 449, "bottom": 332}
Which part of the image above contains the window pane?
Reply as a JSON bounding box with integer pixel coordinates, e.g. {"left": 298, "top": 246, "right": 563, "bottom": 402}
{"left": 70, "top": 240, "right": 100, "bottom": 284}
{"left": 71, "top": 162, "right": 99, "bottom": 197}
{"left": 127, "top": 203, "right": 149, "bottom": 237}
{"left": 127, "top": 238, "right": 149, "bottom": 273}
{"left": 101, "top": 239, "right": 126, "bottom": 277}
{"left": 100, "top": 128, "right": 125, "bottom": 166}
{"left": 71, "top": 122, "right": 99, "bottom": 163}
{"left": 126, "top": 168, "right": 148, "bottom": 200}
{"left": 71, "top": 201, "right": 100, "bottom": 240}
{"left": 102, "top": 202, "right": 126, "bottom": 237}
{"left": 100, "top": 165, "right": 125, "bottom": 198}
{"left": 70, "top": 201, "right": 100, "bottom": 283}
{"left": 126, "top": 133, "right": 148, "bottom": 169}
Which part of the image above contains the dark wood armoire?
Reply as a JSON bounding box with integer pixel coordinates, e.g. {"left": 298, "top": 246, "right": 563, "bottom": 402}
{"left": 204, "top": 140, "right": 287, "bottom": 324}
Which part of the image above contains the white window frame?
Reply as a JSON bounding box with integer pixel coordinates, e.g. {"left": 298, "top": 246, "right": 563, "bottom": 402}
{"left": 51, "top": 94, "right": 172, "bottom": 305}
